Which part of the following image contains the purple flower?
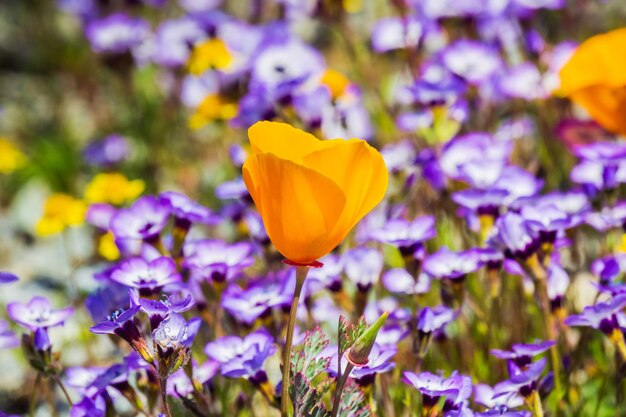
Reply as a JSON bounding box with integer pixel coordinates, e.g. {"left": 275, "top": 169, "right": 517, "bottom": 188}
{"left": 519, "top": 204, "right": 578, "bottom": 243}
{"left": 440, "top": 133, "right": 512, "bottom": 182}
{"left": 307, "top": 254, "right": 344, "bottom": 292}
{"left": 494, "top": 358, "right": 546, "bottom": 398}
{"left": 0, "top": 272, "right": 18, "bottom": 284}
{"left": 370, "top": 216, "right": 436, "bottom": 256}
{"left": 547, "top": 263, "right": 569, "bottom": 310}
{"left": 343, "top": 247, "right": 384, "bottom": 292}
{"left": 417, "top": 305, "right": 457, "bottom": 336}
{"left": 382, "top": 269, "right": 431, "bottom": 295}
{"left": 564, "top": 294, "right": 626, "bottom": 335}
{"left": 7, "top": 296, "right": 74, "bottom": 331}
{"left": 110, "top": 196, "right": 171, "bottom": 241}
{"left": 0, "top": 320, "right": 18, "bottom": 349}
{"left": 159, "top": 191, "right": 219, "bottom": 228}
{"left": 136, "top": 292, "right": 196, "bottom": 329}
{"left": 584, "top": 203, "right": 626, "bottom": 232}
{"left": 440, "top": 41, "right": 503, "bottom": 85}
{"left": 167, "top": 360, "right": 220, "bottom": 396}
{"left": 497, "top": 63, "right": 547, "bottom": 100}
{"left": 90, "top": 295, "right": 153, "bottom": 362}
{"left": 476, "top": 406, "right": 530, "bottom": 417}
{"left": 423, "top": 247, "right": 484, "bottom": 280}
{"left": 85, "top": 283, "right": 130, "bottom": 324}
{"left": 221, "top": 280, "right": 290, "bottom": 324}
{"left": 184, "top": 239, "right": 254, "bottom": 284}
{"left": 403, "top": 371, "right": 466, "bottom": 408}
{"left": 474, "top": 384, "right": 524, "bottom": 409}
{"left": 83, "top": 134, "right": 130, "bottom": 167}
{"left": 110, "top": 257, "right": 181, "bottom": 293}
{"left": 150, "top": 18, "right": 205, "bottom": 67}
{"left": 491, "top": 340, "right": 555, "bottom": 367}
{"left": 328, "top": 343, "right": 396, "bottom": 383}
{"left": 487, "top": 212, "right": 539, "bottom": 260}
{"left": 591, "top": 255, "right": 626, "bottom": 285}
{"left": 70, "top": 396, "right": 106, "bottom": 417}
{"left": 86, "top": 13, "right": 150, "bottom": 54}
{"left": 205, "top": 329, "right": 275, "bottom": 378}
{"left": 86, "top": 203, "right": 117, "bottom": 230}
{"left": 371, "top": 17, "right": 423, "bottom": 53}
{"left": 153, "top": 312, "right": 189, "bottom": 349}
{"left": 250, "top": 34, "right": 324, "bottom": 101}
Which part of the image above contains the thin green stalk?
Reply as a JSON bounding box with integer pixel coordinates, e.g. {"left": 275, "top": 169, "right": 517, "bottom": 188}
{"left": 281, "top": 267, "right": 309, "bottom": 417}
{"left": 160, "top": 377, "right": 173, "bottom": 417}
{"left": 331, "top": 363, "right": 354, "bottom": 417}
{"left": 52, "top": 375, "right": 73, "bottom": 406}
{"left": 29, "top": 374, "right": 41, "bottom": 417}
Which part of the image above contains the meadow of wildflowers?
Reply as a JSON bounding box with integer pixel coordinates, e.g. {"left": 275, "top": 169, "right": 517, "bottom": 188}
{"left": 4, "top": 1, "right": 626, "bottom": 416}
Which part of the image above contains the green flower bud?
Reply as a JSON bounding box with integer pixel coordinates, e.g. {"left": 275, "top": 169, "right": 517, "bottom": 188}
{"left": 347, "top": 312, "right": 388, "bottom": 366}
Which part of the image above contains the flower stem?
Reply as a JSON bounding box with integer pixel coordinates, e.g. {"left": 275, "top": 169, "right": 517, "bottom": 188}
{"left": 281, "top": 266, "right": 309, "bottom": 417}
{"left": 530, "top": 391, "right": 544, "bottom": 417}
{"left": 331, "top": 363, "right": 354, "bottom": 417}
{"left": 52, "top": 375, "right": 73, "bottom": 406}
{"left": 160, "top": 377, "right": 173, "bottom": 417}
{"left": 29, "top": 374, "right": 41, "bottom": 417}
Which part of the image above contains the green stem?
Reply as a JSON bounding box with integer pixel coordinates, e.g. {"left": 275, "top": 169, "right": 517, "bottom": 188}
{"left": 29, "top": 374, "right": 41, "bottom": 417}
{"left": 53, "top": 376, "right": 73, "bottom": 406}
{"left": 331, "top": 363, "right": 354, "bottom": 417}
{"left": 160, "top": 377, "right": 173, "bottom": 417}
{"left": 281, "top": 267, "right": 309, "bottom": 417}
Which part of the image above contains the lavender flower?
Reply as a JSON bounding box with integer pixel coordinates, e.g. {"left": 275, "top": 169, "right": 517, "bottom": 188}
{"left": 423, "top": 247, "right": 484, "bottom": 280}
{"left": 0, "top": 320, "right": 19, "bottom": 349}
{"left": 159, "top": 191, "right": 219, "bottom": 229}
{"left": 564, "top": 294, "right": 626, "bottom": 335}
{"left": 86, "top": 13, "right": 150, "bottom": 54}
{"left": 205, "top": 329, "right": 275, "bottom": 379}
{"left": 440, "top": 41, "right": 503, "bottom": 85}
{"left": 491, "top": 340, "right": 555, "bottom": 368}
{"left": 494, "top": 358, "right": 546, "bottom": 399}
{"left": 371, "top": 17, "right": 423, "bottom": 53}
{"left": 343, "top": 247, "right": 384, "bottom": 292}
{"left": 221, "top": 280, "right": 290, "bottom": 324}
{"left": 7, "top": 296, "right": 73, "bottom": 332}
{"left": 0, "top": 272, "right": 18, "bottom": 284}
{"left": 83, "top": 134, "right": 130, "bottom": 167}
{"left": 403, "top": 371, "right": 465, "bottom": 409}
{"left": 90, "top": 295, "right": 153, "bottom": 363}
{"left": 370, "top": 216, "right": 436, "bottom": 258}
{"left": 110, "top": 257, "right": 181, "bottom": 293}
{"left": 110, "top": 196, "right": 171, "bottom": 242}
{"left": 184, "top": 239, "right": 255, "bottom": 285}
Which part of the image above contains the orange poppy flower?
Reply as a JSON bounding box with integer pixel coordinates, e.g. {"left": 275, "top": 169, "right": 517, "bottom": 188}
{"left": 559, "top": 28, "right": 626, "bottom": 135}
{"left": 242, "top": 121, "right": 388, "bottom": 265}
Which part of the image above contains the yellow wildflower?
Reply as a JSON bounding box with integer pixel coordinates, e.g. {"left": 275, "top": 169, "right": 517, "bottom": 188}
{"left": 36, "top": 194, "right": 87, "bottom": 237}
{"left": 188, "top": 38, "right": 233, "bottom": 75}
{"left": 320, "top": 69, "right": 351, "bottom": 100}
{"left": 84, "top": 173, "right": 145, "bottom": 205}
{"left": 98, "top": 232, "right": 120, "bottom": 261}
{"left": 188, "top": 94, "right": 238, "bottom": 130}
{"left": 0, "top": 138, "right": 26, "bottom": 174}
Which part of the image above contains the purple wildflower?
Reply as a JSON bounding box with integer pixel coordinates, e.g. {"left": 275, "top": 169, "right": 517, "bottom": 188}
{"left": 110, "top": 257, "right": 181, "bottom": 293}
{"left": 110, "top": 196, "right": 171, "bottom": 242}
{"left": 491, "top": 340, "right": 555, "bottom": 368}
{"left": 86, "top": 13, "right": 150, "bottom": 54}
{"left": 205, "top": 329, "right": 275, "bottom": 379}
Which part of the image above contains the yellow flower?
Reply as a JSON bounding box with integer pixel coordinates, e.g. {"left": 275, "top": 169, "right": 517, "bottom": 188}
{"left": 242, "top": 122, "right": 388, "bottom": 264}
{"left": 98, "top": 232, "right": 120, "bottom": 261}
{"left": 0, "top": 138, "right": 26, "bottom": 174}
{"left": 559, "top": 28, "right": 626, "bottom": 135}
{"left": 188, "top": 94, "right": 238, "bottom": 130}
{"left": 188, "top": 38, "right": 233, "bottom": 75}
{"left": 320, "top": 69, "right": 351, "bottom": 99}
{"left": 84, "top": 173, "right": 145, "bottom": 205}
{"left": 36, "top": 194, "right": 86, "bottom": 237}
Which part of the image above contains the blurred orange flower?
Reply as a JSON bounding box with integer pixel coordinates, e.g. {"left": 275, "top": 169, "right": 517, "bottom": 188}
{"left": 242, "top": 121, "right": 388, "bottom": 265}
{"left": 559, "top": 28, "right": 626, "bottom": 135}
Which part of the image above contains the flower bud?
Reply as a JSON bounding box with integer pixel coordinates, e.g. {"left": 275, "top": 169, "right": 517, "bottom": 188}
{"left": 347, "top": 312, "right": 388, "bottom": 366}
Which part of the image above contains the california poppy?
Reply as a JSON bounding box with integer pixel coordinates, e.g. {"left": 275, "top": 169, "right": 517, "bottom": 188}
{"left": 559, "top": 28, "right": 626, "bottom": 136}
{"left": 242, "top": 121, "right": 388, "bottom": 265}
